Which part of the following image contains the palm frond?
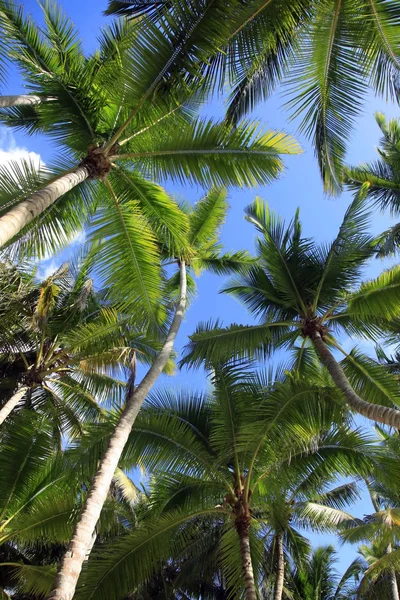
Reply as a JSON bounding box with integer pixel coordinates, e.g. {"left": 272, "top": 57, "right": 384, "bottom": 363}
{"left": 188, "top": 187, "right": 228, "bottom": 248}
{"left": 340, "top": 348, "right": 400, "bottom": 410}
{"left": 286, "top": 0, "right": 368, "bottom": 193}
{"left": 118, "top": 118, "right": 301, "bottom": 188}
{"left": 346, "top": 265, "right": 400, "bottom": 321}
{"left": 180, "top": 319, "right": 295, "bottom": 369}
{"left": 108, "top": 168, "right": 190, "bottom": 255}
{"left": 78, "top": 508, "right": 225, "bottom": 600}
{"left": 88, "top": 182, "right": 164, "bottom": 324}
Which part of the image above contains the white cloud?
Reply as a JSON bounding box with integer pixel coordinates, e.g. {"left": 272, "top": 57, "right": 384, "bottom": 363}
{"left": 0, "top": 147, "right": 42, "bottom": 169}
{"left": 37, "top": 258, "right": 61, "bottom": 281}
{"left": 0, "top": 129, "right": 87, "bottom": 269}
{"left": 70, "top": 229, "right": 86, "bottom": 245}
{"left": 0, "top": 127, "right": 42, "bottom": 169}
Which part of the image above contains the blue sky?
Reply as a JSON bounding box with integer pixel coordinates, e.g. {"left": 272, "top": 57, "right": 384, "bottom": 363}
{"left": 3, "top": 0, "right": 400, "bottom": 576}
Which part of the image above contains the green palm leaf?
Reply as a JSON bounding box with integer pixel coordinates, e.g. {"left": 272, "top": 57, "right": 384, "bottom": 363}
{"left": 346, "top": 265, "right": 400, "bottom": 321}
{"left": 287, "top": 0, "right": 367, "bottom": 193}
{"left": 340, "top": 348, "right": 400, "bottom": 409}
{"left": 88, "top": 183, "right": 164, "bottom": 322}
{"left": 108, "top": 168, "right": 189, "bottom": 254}
{"left": 77, "top": 508, "right": 226, "bottom": 600}
{"left": 188, "top": 187, "right": 228, "bottom": 248}
{"left": 118, "top": 118, "right": 301, "bottom": 187}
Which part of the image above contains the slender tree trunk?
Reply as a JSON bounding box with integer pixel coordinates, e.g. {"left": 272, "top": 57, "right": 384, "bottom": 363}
{"left": 0, "top": 95, "right": 52, "bottom": 107}
{"left": 237, "top": 524, "right": 257, "bottom": 600}
{"left": 312, "top": 332, "right": 400, "bottom": 428}
{"left": 390, "top": 571, "right": 400, "bottom": 600}
{"left": 0, "top": 386, "right": 28, "bottom": 425}
{"left": 273, "top": 534, "right": 284, "bottom": 600}
{"left": 387, "top": 544, "right": 400, "bottom": 600}
{"left": 48, "top": 262, "right": 187, "bottom": 600}
{"left": 0, "top": 166, "right": 89, "bottom": 248}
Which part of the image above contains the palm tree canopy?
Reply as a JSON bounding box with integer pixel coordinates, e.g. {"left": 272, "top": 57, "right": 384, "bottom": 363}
{"left": 345, "top": 112, "right": 400, "bottom": 256}
{"left": 74, "top": 363, "right": 391, "bottom": 600}
{"left": 0, "top": 1, "right": 300, "bottom": 327}
{"left": 181, "top": 195, "right": 400, "bottom": 416}
{"left": 286, "top": 545, "right": 360, "bottom": 600}
{"left": 0, "top": 257, "right": 165, "bottom": 438}
{"left": 106, "top": 0, "right": 400, "bottom": 194}
{"left": 0, "top": 403, "right": 146, "bottom": 600}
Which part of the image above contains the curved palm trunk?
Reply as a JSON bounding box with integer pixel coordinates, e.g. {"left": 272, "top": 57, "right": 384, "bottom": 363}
{"left": 0, "top": 386, "right": 28, "bottom": 425}
{"left": 273, "top": 534, "right": 284, "bottom": 600}
{"left": 48, "top": 263, "right": 187, "bottom": 600}
{"left": 0, "top": 95, "right": 50, "bottom": 107}
{"left": 0, "top": 166, "right": 89, "bottom": 248}
{"left": 312, "top": 332, "right": 400, "bottom": 428}
{"left": 237, "top": 523, "right": 257, "bottom": 600}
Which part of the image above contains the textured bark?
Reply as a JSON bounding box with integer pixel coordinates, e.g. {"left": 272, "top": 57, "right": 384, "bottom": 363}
{"left": 0, "top": 94, "right": 50, "bottom": 107}
{"left": 390, "top": 571, "right": 400, "bottom": 600}
{"left": 0, "top": 166, "right": 89, "bottom": 248}
{"left": 387, "top": 544, "right": 400, "bottom": 600}
{"left": 48, "top": 263, "right": 187, "bottom": 600}
{"left": 273, "top": 534, "right": 284, "bottom": 600}
{"left": 238, "top": 526, "right": 257, "bottom": 600}
{"left": 0, "top": 386, "right": 28, "bottom": 425}
{"left": 312, "top": 332, "right": 400, "bottom": 428}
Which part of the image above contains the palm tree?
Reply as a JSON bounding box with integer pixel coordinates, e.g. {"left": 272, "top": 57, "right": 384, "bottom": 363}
{"left": 0, "top": 0, "right": 299, "bottom": 306}
{"left": 77, "top": 363, "right": 382, "bottom": 600}
{"left": 345, "top": 112, "right": 400, "bottom": 256}
{"left": 106, "top": 0, "right": 400, "bottom": 194}
{"left": 48, "top": 188, "right": 253, "bottom": 600}
{"left": 341, "top": 535, "right": 400, "bottom": 599}
{"left": 0, "top": 410, "right": 76, "bottom": 600}
{"left": 0, "top": 408, "right": 145, "bottom": 600}
{"left": 285, "top": 545, "right": 358, "bottom": 600}
{"left": 182, "top": 195, "right": 400, "bottom": 429}
{"left": 340, "top": 432, "right": 400, "bottom": 600}
{"left": 0, "top": 257, "right": 150, "bottom": 433}
{"left": 259, "top": 477, "right": 361, "bottom": 600}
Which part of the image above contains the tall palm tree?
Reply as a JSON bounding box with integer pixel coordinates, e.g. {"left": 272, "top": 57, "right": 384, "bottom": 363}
{"left": 0, "top": 408, "right": 145, "bottom": 600}
{"left": 0, "top": 410, "right": 77, "bottom": 600}
{"left": 106, "top": 0, "right": 400, "bottom": 194}
{"left": 259, "top": 477, "right": 361, "bottom": 600}
{"left": 48, "top": 189, "right": 252, "bottom": 600}
{"left": 345, "top": 112, "right": 400, "bottom": 256}
{"left": 182, "top": 195, "right": 400, "bottom": 429}
{"left": 341, "top": 535, "right": 400, "bottom": 599}
{"left": 0, "top": 1, "right": 299, "bottom": 315}
{"left": 0, "top": 258, "right": 147, "bottom": 432}
{"left": 285, "top": 545, "right": 358, "bottom": 600}
{"left": 76, "top": 363, "right": 383, "bottom": 600}
{"left": 340, "top": 431, "right": 400, "bottom": 600}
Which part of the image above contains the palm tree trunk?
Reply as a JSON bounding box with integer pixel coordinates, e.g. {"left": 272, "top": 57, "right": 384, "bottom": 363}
{"left": 387, "top": 544, "right": 400, "bottom": 600}
{"left": 48, "top": 262, "right": 187, "bottom": 600}
{"left": 312, "top": 332, "right": 400, "bottom": 428}
{"left": 0, "top": 166, "right": 89, "bottom": 248}
{"left": 273, "top": 534, "right": 284, "bottom": 600}
{"left": 0, "top": 95, "right": 50, "bottom": 107}
{"left": 390, "top": 572, "right": 400, "bottom": 600}
{"left": 0, "top": 385, "right": 28, "bottom": 425}
{"left": 237, "top": 523, "right": 257, "bottom": 600}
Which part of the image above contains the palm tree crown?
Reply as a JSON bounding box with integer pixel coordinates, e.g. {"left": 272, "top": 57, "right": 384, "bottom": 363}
{"left": 0, "top": 1, "right": 300, "bottom": 327}
{"left": 346, "top": 112, "right": 400, "bottom": 256}
{"left": 182, "top": 195, "right": 400, "bottom": 428}
{"left": 76, "top": 363, "right": 384, "bottom": 600}
{"left": 0, "top": 258, "right": 145, "bottom": 436}
{"left": 106, "top": 0, "right": 400, "bottom": 193}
